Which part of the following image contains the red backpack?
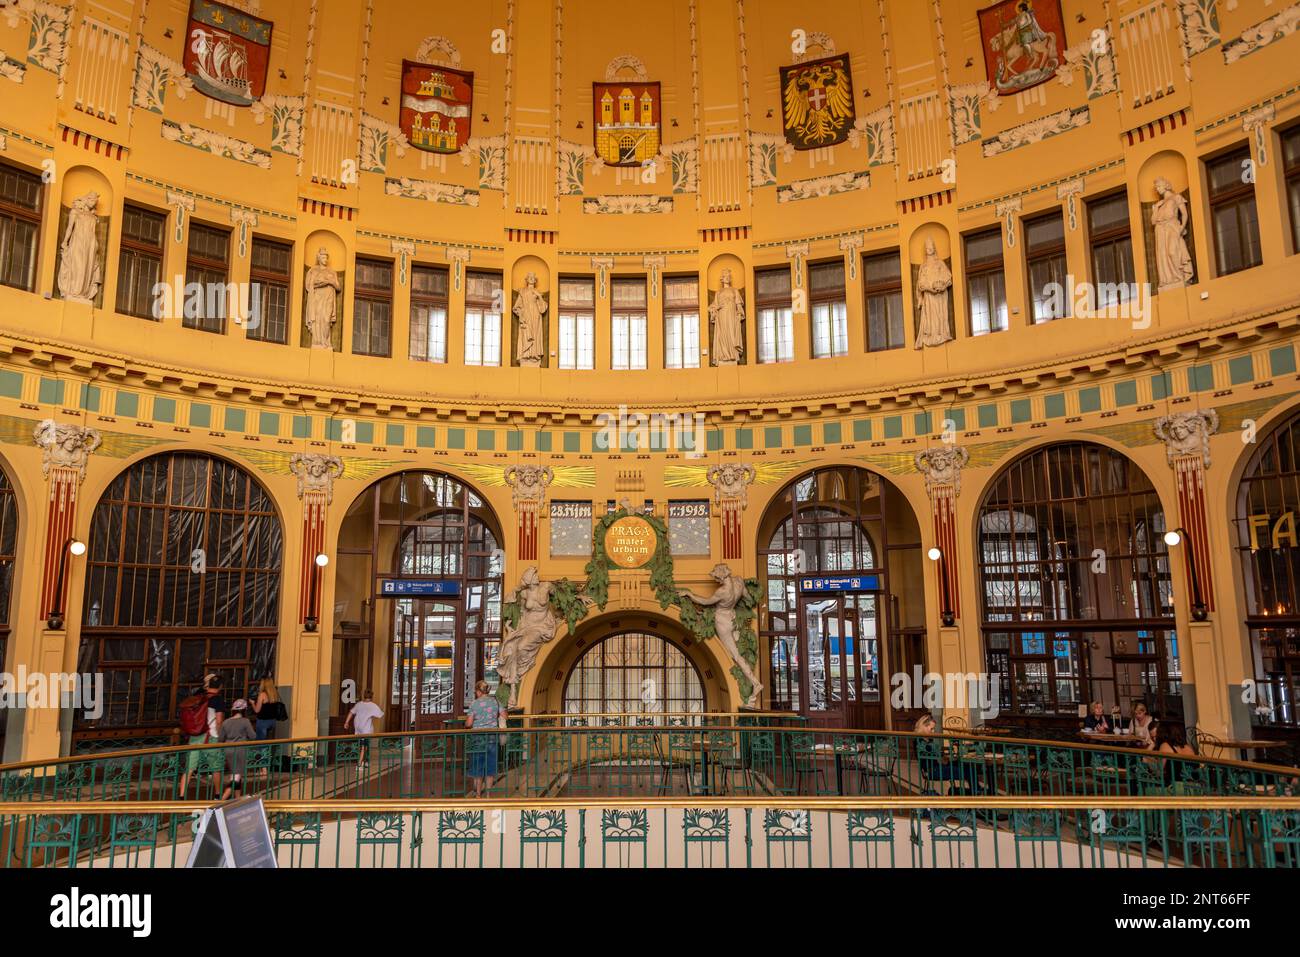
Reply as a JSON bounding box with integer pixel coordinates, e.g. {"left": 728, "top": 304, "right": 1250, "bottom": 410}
{"left": 178, "top": 691, "right": 210, "bottom": 737}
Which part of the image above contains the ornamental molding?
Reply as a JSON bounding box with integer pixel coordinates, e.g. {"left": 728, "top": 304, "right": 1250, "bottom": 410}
{"left": 776, "top": 170, "right": 869, "bottom": 203}
{"left": 288, "top": 453, "right": 344, "bottom": 503}
{"left": 34, "top": 419, "right": 100, "bottom": 482}
{"left": 1154, "top": 410, "right": 1220, "bottom": 469}
{"left": 914, "top": 445, "right": 969, "bottom": 496}
{"left": 981, "top": 106, "right": 1091, "bottom": 158}
{"left": 415, "top": 36, "right": 461, "bottom": 68}
{"left": 1221, "top": 3, "right": 1300, "bottom": 65}
{"left": 604, "top": 54, "right": 648, "bottom": 81}
{"left": 384, "top": 176, "right": 481, "bottom": 207}
{"left": 162, "top": 120, "right": 272, "bottom": 169}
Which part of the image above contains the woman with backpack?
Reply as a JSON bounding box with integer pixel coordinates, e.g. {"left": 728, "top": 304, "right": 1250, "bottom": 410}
{"left": 251, "top": 677, "right": 284, "bottom": 740}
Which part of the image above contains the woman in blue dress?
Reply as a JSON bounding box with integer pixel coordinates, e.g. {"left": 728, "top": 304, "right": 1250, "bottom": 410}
{"left": 465, "top": 680, "right": 502, "bottom": 797}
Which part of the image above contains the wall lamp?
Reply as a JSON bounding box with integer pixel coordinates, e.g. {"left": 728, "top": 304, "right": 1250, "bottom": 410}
{"left": 46, "top": 538, "right": 86, "bottom": 630}
{"left": 1163, "top": 528, "right": 1208, "bottom": 622}
{"left": 304, "top": 552, "right": 329, "bottom": 633}
{"left": 928, "top": 546, "right": 956, "bottom": 627}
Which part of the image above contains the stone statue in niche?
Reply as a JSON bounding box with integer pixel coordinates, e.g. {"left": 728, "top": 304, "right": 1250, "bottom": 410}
{"left": 497, "top": 567, "right": 562, "bottom": 709}
{"left": 1151, "top": 178, "right": 1194, "bottom": 290}
{"left": 304, "top": 248, "right": 341, "bottom": 349}
{"left": 914, "top": 239, "right": 953, "bottom": 349}
{"left": 709, "top": 268, "right": 745, "bottom": 366}
{"left": 57, "top": 192, "right": 102, "bottom": 303}
{"left": 513, "top": 272, "right": 548, "bottom": 367}
{"left": 679, "top": 563, "right": 763, "bottom": 707}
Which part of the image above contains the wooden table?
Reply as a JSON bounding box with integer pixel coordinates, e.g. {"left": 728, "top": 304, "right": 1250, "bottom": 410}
{"left": 1216, "top": 739, "right": 1292, "bottom": 762}
{"left": 1078, "top": 732, "right": 1146, "bottom": 747}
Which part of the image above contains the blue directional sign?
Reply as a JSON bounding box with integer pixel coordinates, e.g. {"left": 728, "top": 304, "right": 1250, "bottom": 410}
{"left": 378, "top": 579, "right": 461, "bottom": 597}
{"left": 798, "top": 575, "right": 881, "bottom": 594}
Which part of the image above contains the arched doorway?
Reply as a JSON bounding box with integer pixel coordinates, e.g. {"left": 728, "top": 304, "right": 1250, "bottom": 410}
{"left": 0, "top": 462, "right": 18, "bottom": 755}
{"left": 561, "top": 630, "right": 706, "bottom": 719}
{"left": 757, "top": 465, "right": 925, "bottom": 729}
{"left": 334, "top": 470, "right": 503, "bottom": 731}
{"left": 976, "top": 442, "right": 1178, "bottom": 727}
{"left": 76, "top": 451, "right": 284, "bottom": 749}
{"left": 1233, "top": 408, "right": 1300, "bottom": 732}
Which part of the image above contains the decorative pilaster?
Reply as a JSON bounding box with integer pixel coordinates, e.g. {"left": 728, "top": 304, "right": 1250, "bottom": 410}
{"left": 229, "top": 208, "right": 258, "bottom": 258}
{"left": 505, "top": 465, "right": 554, "bottom": 561}
{"left": 707, "top": 463, "right": 754, "bottom": 561}
{"left": 1057, "top": 178, "right": 1084, "bottom": 230}
{"left": 996, "top": 198, "right": 1022, "bottom": 249}
{"left": 839, "top": 233, "right": 863, "bottom": 280}
{"left": 33, "top": 420, "right": 100, "bottom": 620}
{"left": 392, "top": 240, "right": 415, "bottom": 286}
{"left": 642, "top": 255, "right": 665, "bottom": 298}
{"left": 166, "top": 190, "right": 194, "bottom": 245}
{"left": 914, "top": 445, "right": 970, "bottom": 620}
{"left": 785, "top": 242, "right": 809, "bottom": 287}
{"left": 446, "top": 246, "right": 470, "bottom": 290}
{"left": 1242, "top": 104, "right": 1275, "bottom": 167}
{"left": 591, "top": 257, "right": 614, "bottom": 298}
{"left": 289, "top": 454, "right": 343, "bottom": 625}
{"left": 1155, "top": 410, "right": 1220, "bottom": 614}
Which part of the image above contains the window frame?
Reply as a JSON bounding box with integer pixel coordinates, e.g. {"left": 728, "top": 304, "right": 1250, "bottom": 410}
{"left": 557, "top": 275, "right": 595, "bottom": 371}
{"left": 754, "top": 265, "right": 794, "bottom": 364}
{"left": 1206, "top": 144, "right": 1263, "bottom": 276}
{"left": 116, "top": 201, "right": 168, "bottom": 321}
{"left": 808, "top": 258, "right": 849, "bottom": 358}
{"left": 464, "top": 269, "right": 503, "bottom": 367}
{"left": 963, "top": 225, "right": 1008, "bottom": 337}
{"left": 1086, "top": 189, "right": 1136, "bottom": 308}
{"left": 409, "top": 262, "right": 450, "bottom": 363}
{"left": 182, "top": 220, "right": 231, "bottom": 334}
{"left": 351, "top": 256, "right": 394, "bottom": 357}
{"left": 610, "top": 275, "right": 648, "bottom": 371}
{"left": 1285, "top": 125, "right": 1300, "bottom": 256}
{"left": 0, "top": 159, "right": 43, "bottom": 293}
{"left": 1023, "top": 208, "right": 1069, "bottom": 324}
{"left": 662, "top": 274, "right": 701, "bottom": 369}
{"left": 863, "top": 249, "right": 905, "bottom": 352}
{"left": 246, "top": 235, "right": 292, "bottom": 344}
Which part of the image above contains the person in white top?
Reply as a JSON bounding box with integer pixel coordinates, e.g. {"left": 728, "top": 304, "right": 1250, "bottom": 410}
{"left": 344, "top": 690, "right": 384, "bottom": 765}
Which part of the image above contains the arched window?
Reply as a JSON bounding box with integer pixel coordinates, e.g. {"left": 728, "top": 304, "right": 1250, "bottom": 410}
{"left": 335, "top": 470, "right": 503, "bottom": 731}
{"left": 0, "top": 464, "right": 18, "bottom": 753}
{"left": 757, "top": 466, "right": 924, "bottom": 728}
{"left": 562, "top": 631, "right": 705, "bottom": 717}
{"left": 77, "top": 452, "right": 283, "bottom": 743}
{"left": 1234, "top": 409, "right": 1300, "bottom": 728}
{"left": 977, "top": 442, "right": 1178, "bottom": 722}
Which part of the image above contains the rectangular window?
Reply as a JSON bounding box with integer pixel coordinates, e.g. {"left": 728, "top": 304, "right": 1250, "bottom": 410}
{"left": 809, "top": 259, "right": 848, "bottom": 357}
{"left": 558, "top": 277, "right": 595, "bottom": 370}
{"left": 611, "top": 276, "right": 647, "bottom": 370}
{"left": 663, "top": 275, "right": 700, "bottom": 368}
{"left": 183, "top": 222, "right": 230, "bottom": 333}
{"left": 409, "top": 263, "right": 449, "bottom": 363}
{"left": 549, "top": 500, "right": 594, "bottom": 556}
{"left": 1286, "top": 127, "right": 1300, "bottom": 255}
{"left": 965, "top": 227, "right": 1007, "bottom": 336}
{"left": 1025, "top": 210, "right": 1069, "bottom": 323}
{"left": 1207, "top": 146, "right": 1263, "bottom": 275}
{"left": 0, "top": 162, "right": 42, "bottom": 292}
{"left": 464, "top": 270, "right": 502, "bottom": 366}
{"left": 116, "top": 203, "right": 166, "bottom": 320}
{"left": 1087, "top": 191, "right": 1135, "bottom": 307}
{"left": 247, "top": 237, "right": 291, "bottom": 343}
{"left": 352, "top": 257, "right": 393, "bottom": 357}
{"left": 755, "top": 266, "right": 794, "bottom": 364}
{"left": 864, "top": 250, "right": 904, "bottom": 351}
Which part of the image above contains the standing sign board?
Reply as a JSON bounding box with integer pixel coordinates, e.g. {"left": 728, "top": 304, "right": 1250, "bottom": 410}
{"left": 185, "top": 796, "right": 277, "bottom": 868}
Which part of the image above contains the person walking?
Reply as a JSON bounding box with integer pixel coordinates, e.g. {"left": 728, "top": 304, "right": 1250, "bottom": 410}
{"left": 465, "top": 681, "right": 502, "bottom": 798}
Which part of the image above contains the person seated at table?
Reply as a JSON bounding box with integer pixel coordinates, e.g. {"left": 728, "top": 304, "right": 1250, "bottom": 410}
{"left": 1082, "top": 701, "right": 1114, "bottom": 733}
{"left": 1127, "top": 700, "right": 1156, "bottom": 748}
{"left": 913, "top": 714, "right": 988, "bottom": 795}
{"left": 1152, "top": 720, "right": 1196, "bottom": 790}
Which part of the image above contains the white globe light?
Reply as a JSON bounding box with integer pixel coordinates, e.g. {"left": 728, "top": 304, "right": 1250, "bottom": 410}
{"left": 69, "top": 540, "right": 87, "bottom": 556}
{"left": 927, "top": 546, "right": 942, "bottom": 561}
{"left": 315, "top": 553, "right": 330, "bottom": 567}
{"left": 1163, "top": 530, "right": 1181, "bottom": 547}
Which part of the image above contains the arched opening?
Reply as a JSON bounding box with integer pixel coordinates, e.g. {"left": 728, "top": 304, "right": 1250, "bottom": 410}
{"left": 561, "top": 630, "right": 706, "bottom": 719}
{"left": 757, "top": 465, "right": 925, "bottom": 729}
{"left": 1233, "top": 408, "right": 1300, "bottom": 734}
{"left": 976, "top": 442, "right": 1178, "bottom": 728}
{"left": 0, "top": 461, "right": 18, "bottom": 755}
{"left": 76, "top": 451, "right": 284, "bottom": 750}
{"left": 333, "top": 470, "right": 504, "bottom": 731}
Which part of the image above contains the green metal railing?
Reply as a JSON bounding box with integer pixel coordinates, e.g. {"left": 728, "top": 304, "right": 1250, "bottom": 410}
{"left": 3, "top": 796, "right": 1299, "bottom": 868}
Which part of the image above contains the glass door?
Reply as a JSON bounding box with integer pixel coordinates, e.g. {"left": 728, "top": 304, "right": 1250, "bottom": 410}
{"left": 800, "top": 592, "right": 883, "bottom": 728}
{"left": 391, "top": 599, "right": 459, "bottom": 730}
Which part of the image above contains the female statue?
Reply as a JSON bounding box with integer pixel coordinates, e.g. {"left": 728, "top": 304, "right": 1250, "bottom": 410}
{"left": 513, "top": 272, "right": 547, "bottom": 366}
{"left": 914, "top": 239, "right": 953, "bottom": 349}
{"left": 57, "top": 192, "right": 102, "bottom": 303}
{"left": 304, "top": 248, "right": 341, "bottom": 349}
{"left": 709, "top": 269, "right": 745, "bottom": 365}
{"left": 1151, "top": 178, "right": 1193, "bottom": 290}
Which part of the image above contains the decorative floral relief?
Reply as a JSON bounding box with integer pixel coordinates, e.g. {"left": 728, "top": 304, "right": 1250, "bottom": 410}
{"left": 981, "top": 106, "right": 1090, "bottom": 158}
{"left": 25, "top": 0, "right": 71, "bottom": 81}
{"left": 557, "top": 139, "right": 600, "bottom": 196}
{"left": 748, "top": 131, "right": 782, "bottom": 187}
{"left": 847, "top": 105, "right": 897, "bottom": 166}
{"left": 948, "top": 83, "right": 997, "bottom": 146}
{"left": 0, "top": 51, "right": 24, "bottom": 83}
{"left": 464, "top": 134, "right": 506, "bottom": 191}
{"left": 384, "top": 176, "right": 480, "bottom": 206}
{"left": 161, "top": 120, "right": 272, "bottom": 169}
{"left": 1178, "top": 0, "right": 1220, "bottom": 58}
{"left": 358, "top": 112, "right": 408, "bottom": 173}
{"left": 1221, "top": 2, "right": 1300, "bottom": 64}
{"left": 668, "top": 137, "right": 698, "bottom": 194}
{"left": 131, "top": 42, "right": 191, "bottom": 114}
{"left": 250, "top": 94, "right": 305, "bottom": 156}
{"left": 581, "top": 194, "right": 673, "bottom": 214}
{"left": 1058, "top": 39, "right": 1118, "bottom": 99}
{"left": 776, "top": 169, "right": 869, "bottom": 203}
